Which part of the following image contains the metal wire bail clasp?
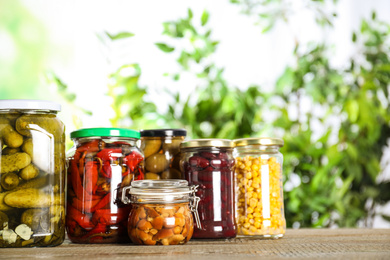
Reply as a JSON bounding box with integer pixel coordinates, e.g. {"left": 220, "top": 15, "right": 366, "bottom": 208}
{"left": 121, "top": 186, "right": 132, "bottom": 205}
{"left": 189, "top": 185, "right": 201, "bottom": 229}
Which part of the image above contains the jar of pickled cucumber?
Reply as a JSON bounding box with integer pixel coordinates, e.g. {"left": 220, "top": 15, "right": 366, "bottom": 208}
{"left": 121, "top": 179, "right": 200, "bottom": 245}
{"left": 233, "top": 137, "right": 286, "bottom": 238}
{"left": 180, "top": 139, "right": 237, "bottom": 239}
{"left": 140, "top": 129, "right": 186, "bottom": 180}
{"left": 66, "top": 128, "right": 144, "bottom": 243}
{"left": 0, "top": 99, "right": 66, "bottom": 247}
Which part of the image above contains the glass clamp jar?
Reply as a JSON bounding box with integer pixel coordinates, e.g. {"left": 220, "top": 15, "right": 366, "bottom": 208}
{"left": 140, "top": 129, "right": 186, "bottom": 180}
{"left": 233, "top": 137, "right": 286, "bottom": 238}
{"left": 66, "top": 128, "right": 144, "bottom": 243}
{"left": 0, "top": 99, "right": 66, "bottom": 247}
{"left": 180, "top": 139, "right": 237, "bottom": 239}
{"left": 121, "top": 179, "right": 201, "bottom": 245}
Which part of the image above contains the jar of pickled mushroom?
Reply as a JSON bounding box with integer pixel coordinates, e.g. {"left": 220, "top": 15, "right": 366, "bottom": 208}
{"left": 121, "top": 179, "right": 200, "bottom": 245}
{"left": 66, "top": 128, "right": 144, "bottom": 243}
{"left": 233, "top": 137, "right": 286, "bottom": 238}
{"left": 0, "top": 99, "right": 66, "bottom": 247}
{"left": 180, "top": 139, "right": 236, "bottom": 239}
{"left": 140, "top": 129, "right": 186, "bottom": 180}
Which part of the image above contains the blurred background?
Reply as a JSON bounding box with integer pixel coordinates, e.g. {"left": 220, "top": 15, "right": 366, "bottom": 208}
{"left": 1, "top": 0, "right": 389, "bottom": 228}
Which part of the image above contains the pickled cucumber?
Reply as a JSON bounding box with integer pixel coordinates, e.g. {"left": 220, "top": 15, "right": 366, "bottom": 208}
{"left": 0, "top": 193, "right": 12, "bottom": 211}
{"left": 21, "top": 209, "right": 45, "bottom": 230}
{"left": 0, "top": 172, "right": 20, "bottom": 190}
{"left": 2, "top": 147, "right": 20, "bottom": 155}
{"left": 15, "top": 114, "right": 64, "bottom": 139}
{"left": 4, "top": 188, "right": 62, "bottom": 208}
{"left": 0, "top": 125, "right": 23, "bottom": 148}
{"left": 0, "top": 153, "right": 31, "bottom": 174}
{"left": 19, "top": 164, "right": 39, "bottom": 181}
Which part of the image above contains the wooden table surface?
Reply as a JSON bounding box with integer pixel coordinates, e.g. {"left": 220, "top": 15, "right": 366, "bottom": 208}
{"left": 1, "top": 229, "right": 389, "bottom": 259}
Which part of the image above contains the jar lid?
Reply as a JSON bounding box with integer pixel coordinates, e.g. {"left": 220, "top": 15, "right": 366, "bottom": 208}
{"left": 233, "top": 137, "right": 284, "bottom": 147}
{"left": 0, "top": 99, "right": 61, "bottom": 111}
{"left": 180, "top": 139, "right": 233, "bottom": 149}
{"left": 140, "top": 129, "right": 187, "bottom": 137}
{"left": 70, "top": 128, "right": 140, "bottom": 139}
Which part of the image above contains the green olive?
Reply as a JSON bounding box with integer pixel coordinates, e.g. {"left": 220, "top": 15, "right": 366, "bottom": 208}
{"left": 145, "top": 153, "right": 169, "bottom": 173}
{"left": 145, "top": 172, "right": 161, "bottom": 180}
{"left": 162, "top": 138, "right": 182, "bottom": 155}
{"left": 161, "top": 168, "right": 182, "bottom": 179}
{"left": 142, "top": 139, "right": 162, "bottom": 158}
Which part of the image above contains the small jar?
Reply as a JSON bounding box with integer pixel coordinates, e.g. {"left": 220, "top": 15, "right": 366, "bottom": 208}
{"left": 0, "top": 99, "right": 66, "bottom": 247}
{"left": 66, "top": 128, "right": 144, "bottom": 243}
{"left": 140, "top": 129, "right": 186, "bottom": 180}
{"left": 233, "top": 138, "right": 286, "bottom": 238}
{"left": 180, "top": 139, "right": 236, "bottom": 239}
{"left": 121, "top": 179, "right": 200, "bottom": 245}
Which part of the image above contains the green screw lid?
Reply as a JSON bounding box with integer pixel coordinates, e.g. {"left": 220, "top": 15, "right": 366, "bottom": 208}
{"left": 70, "top": 128, "right": 140, "bottom": 139}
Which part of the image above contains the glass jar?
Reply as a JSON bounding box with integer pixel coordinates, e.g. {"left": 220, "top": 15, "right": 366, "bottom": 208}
{"left": 140, "top": 129, "right": 186, "bottom": 180}
{"left": 66, "top": 128, "right": 144, "bottom": 243}
{"left": 233, "top": 137, "right": 286, "bottom": 238}
{"left": 0, "top": 99, "right": 65, "bottom": 247}
{"left": 180, "top": 139, "right": 236, "bottom": 239}
{"left": 121, "top": 179, "right": 200, "bottom": 245}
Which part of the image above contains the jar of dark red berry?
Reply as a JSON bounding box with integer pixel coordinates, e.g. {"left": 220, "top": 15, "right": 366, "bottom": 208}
{"left": 180, "top": 139, "right": 236, "bottom": 238}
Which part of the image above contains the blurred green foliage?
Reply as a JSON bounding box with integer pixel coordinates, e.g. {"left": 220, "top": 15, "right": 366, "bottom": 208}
{"left": 103, "top": 1, "right": 390, "bottom": 228}
{"left": 0, "top": 1, "right": 50, "bottom": 98}
{"left": 36, "top": 0, "right": 388, "bottom": 228}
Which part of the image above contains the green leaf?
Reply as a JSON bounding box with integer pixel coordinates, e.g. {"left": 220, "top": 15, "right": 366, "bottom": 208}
{"left": 155, "top": 43, "right": 175, "bottom": 53}
{"left": 352, "top": 32, "right": 357, "bottom": 42}
{"left": 201, "top": 10, "right": 209, "bottom": 26}
{"left": 105, "top": 31, "right": 134, "bottom": 40}
{"left": 188, "top": 8, "right": 193, "bottom": 19}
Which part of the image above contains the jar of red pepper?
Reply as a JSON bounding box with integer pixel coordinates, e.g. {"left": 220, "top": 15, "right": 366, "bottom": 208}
{"left": 66, "top": 128, "right": 144, "bottom": 243}
{"left": 180, "top": 139, "right": 237, "bottom": 238}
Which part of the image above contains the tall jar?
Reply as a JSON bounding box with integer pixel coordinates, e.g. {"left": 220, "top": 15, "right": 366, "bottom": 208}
{"left": 121, "top": 179, "right": 201, "bottom": 245}
{"left": 140, "top": 129, "right": 186, "bottom": 180}
{"left": 233, "top": 138, "right": 286, "bottom": 238}
{"left": 0, "top": 99, "right": 65, "bottom": 247}
{"left": 66, "top": 128, "right": 144, "bottom": 243}
{"left": 180, "top": 139, "right": 236, "bottom": 238}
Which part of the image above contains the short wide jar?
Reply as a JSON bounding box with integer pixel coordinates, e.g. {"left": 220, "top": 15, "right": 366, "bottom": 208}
{"left": 66, "top": 128, "right": 144, "bottom": 243}
{"left": 180, "top": 139, "right": 237, "bottom": 239}
{"left": 233, "top": 138, "right": 286, "bottom": 238}
{"left": 0, "top": 99, "right": 66, "bottom": 247}
{"left": 121, "top": 180, "right": 200, "bottom": 245}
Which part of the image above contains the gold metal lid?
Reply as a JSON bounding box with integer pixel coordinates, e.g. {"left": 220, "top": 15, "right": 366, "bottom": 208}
{"left": 180, "top": 139, "right": 233, "bottom": 148}
{"left": 233, "top": 137, "right": 284, "bottom": 147}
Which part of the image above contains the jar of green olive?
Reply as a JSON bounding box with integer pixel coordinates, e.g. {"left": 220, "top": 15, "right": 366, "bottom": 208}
{"left": 140, "top": 129, "right": 186, "bottom": 180}
{"left": 0, "top": 99, "right": 66, "bottom": 247}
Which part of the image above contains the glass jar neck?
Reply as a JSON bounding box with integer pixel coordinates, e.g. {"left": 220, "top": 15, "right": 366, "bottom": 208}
{"left": 234, "top": 144, "right": 280, "bottom": 154}
{"left": 0, "top": 109, "right": 58, "bottom": 115}
{"left": 73, "top": 136, "right": 137, "bottom": 146}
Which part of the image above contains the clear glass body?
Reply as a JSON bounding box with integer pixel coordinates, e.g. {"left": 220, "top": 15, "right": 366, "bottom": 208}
{"left": 141, "top": 136, "right": 185, "bottom": 179}
{"left": 0, "top": 109, "right": 65, "bottom": 247}
{"left": 66, "top": 136, "right": 144, "bottom": 243}
{"left": 234, "top": 145, "right": 286, "bottom": 238}
{"left": 128, "top": 203, "right": 194, "bottom": 245}
{"left": 181, "top": 147, "right": 237, "bottom": 238}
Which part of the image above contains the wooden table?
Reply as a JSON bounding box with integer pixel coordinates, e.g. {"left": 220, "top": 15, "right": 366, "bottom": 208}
{"left": 1, "top": 229, "right": 389, "bottom": 259}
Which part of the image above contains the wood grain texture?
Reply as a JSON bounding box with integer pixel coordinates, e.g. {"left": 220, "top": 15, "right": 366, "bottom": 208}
{"left": 0, "top": 229, "right": 389, "bottom": 259}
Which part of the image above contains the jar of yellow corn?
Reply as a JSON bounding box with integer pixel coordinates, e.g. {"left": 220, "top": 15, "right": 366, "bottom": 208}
{"left": 233, "top": 138, "right": 286, "bottom": 238}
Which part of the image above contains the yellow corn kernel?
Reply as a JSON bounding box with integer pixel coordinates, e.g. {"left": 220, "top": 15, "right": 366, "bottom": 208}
{"left": 247, "top": 207, "right": 254, "bottom": 214}
{"left": 247, "top": 213, "right": 253, "bottom": 219}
